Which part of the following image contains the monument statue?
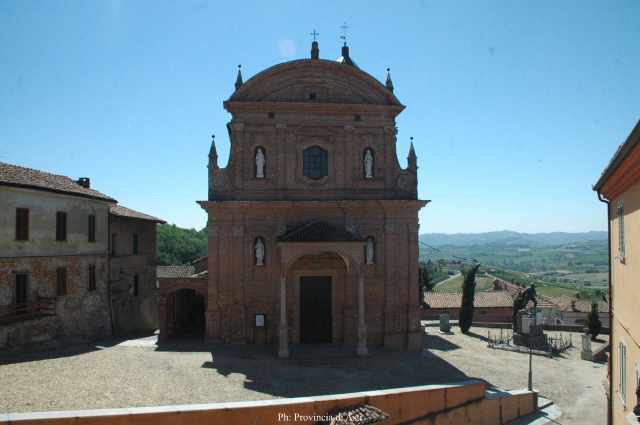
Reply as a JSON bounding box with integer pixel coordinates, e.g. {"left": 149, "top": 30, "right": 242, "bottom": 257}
{"left": 519, "top": 283, "right": 538, "bottom": 310}
{"left": 366, "top": 238, "right": 374, "bottom": 264}
{"left": 255, "top": 148, "right": 265, "bottom": 178}
{"left": 255, "top": 239, "right": 265, "bottom": 265}
{"left": 364, "top": 150, "right": 373, "bottom": 178}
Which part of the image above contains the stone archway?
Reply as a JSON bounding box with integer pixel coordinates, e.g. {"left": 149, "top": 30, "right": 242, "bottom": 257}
{"left": 157, "top": 277, "right": 207, "bottom": 340}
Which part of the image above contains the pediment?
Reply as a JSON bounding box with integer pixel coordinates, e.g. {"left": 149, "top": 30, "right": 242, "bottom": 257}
{"left": 229, "top": 60, "right": 401, "bottom": 106}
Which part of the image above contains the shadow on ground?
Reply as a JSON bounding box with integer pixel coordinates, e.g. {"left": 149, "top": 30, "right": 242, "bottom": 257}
{"left": 155, "top": 337, "right": 473, "bottom": 398}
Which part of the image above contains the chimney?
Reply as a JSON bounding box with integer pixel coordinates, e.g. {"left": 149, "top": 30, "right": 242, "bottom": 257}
{"left": 78, "top": 177, "right": 90, "bottom": 188}
{"left": 571, "top": 299, "right": 576, "bottom": 310}
{"left": 574, "top": 292, "right": 580, "bottom": 299}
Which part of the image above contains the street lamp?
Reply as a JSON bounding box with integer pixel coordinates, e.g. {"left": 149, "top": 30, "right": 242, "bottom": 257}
{"left": 526, "top": 314, "right": 535, "bottom": 391}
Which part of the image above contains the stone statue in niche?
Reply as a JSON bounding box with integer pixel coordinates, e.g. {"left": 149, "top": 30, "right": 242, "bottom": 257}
{"left": 255, "top": 239, "right": 265, "bottom": 265}
{"left": 255, "top": 148, "right": 265, "bottom": 178}
{"left": 364, "top": 150, "right": 373, "bottom": 179}
{"left": 366, "top": 238, "right": 375, "bottom": 264}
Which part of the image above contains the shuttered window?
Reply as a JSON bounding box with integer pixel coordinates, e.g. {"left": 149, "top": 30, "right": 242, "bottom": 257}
{"left": 88, "top": 215, "right": 96, "bottom": 242}
{"left": 56, "top": 212, "right": 67, "bottom": 241}
{"left": 618, "top": 203, "right": 625, "bottom": 260}
{"left": 133, "top": 275, "right": 139, "bottom": 296}
{"left": 88, "top": 265, "right": 96, "bottom": 291}
{"left": 15, "top": 208, "right": 29, "bottom": 240}
{"left": 56, "top": 267, "right": 67, "bottom": 296}
{"left": 303, "top": 146, "right": 328, "bottom": 180}
{"left": 133, "top": 233, "right": 139, "bottom": 254}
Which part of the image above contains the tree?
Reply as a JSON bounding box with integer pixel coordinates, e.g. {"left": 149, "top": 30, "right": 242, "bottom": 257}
{"left": 458, "top": 264, "right": 481, "bottom": 334}
{"left": 420, "top": 261, "right": 435, "bottom": 293}
{"left": 584, "top": 301, "right": 602, "bottom": 341}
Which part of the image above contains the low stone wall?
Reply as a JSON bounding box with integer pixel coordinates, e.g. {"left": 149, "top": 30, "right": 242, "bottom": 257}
{"left": 0, "top": 380, "right": 538, "bottom": 425}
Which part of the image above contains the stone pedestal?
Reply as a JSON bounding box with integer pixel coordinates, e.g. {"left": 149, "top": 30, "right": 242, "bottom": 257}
{"left": 439, "top": 313, "right": 450, "bottom": 333}
{"left": 581, "top": 334, "right": 593, "bottom": 360}
{"left": 513, "top": 309, "right": 548, "bottom": 348}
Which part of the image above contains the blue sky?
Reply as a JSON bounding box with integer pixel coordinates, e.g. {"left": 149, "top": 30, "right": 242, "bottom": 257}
{"left": 2, "top": 1, "right": 639, "bottom": 234}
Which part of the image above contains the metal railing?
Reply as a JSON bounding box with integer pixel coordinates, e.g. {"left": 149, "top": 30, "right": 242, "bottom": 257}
{"left": 0, "top": 297, "right": 56, "bottom": 324}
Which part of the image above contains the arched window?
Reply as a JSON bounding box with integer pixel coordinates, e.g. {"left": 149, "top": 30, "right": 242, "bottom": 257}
{"left": 254, "top": 237, "right": 265, "bottom": 266}
{"left": 363, "top": 148, "right": 375, "bottom": 179}
{"left": 255, "top": 147, "right": 266, "bottom": 178}
{"left": 365, "top": 236, "right": 375, "bottom": 264}
{"left": 303, "top": 146, "right": 328, "bottom": 180}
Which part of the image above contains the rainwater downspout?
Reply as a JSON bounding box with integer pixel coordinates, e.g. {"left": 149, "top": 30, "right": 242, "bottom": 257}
{"left": 107, "top": 215, "right": 115, "bottom": 337}
{"left": 597, "top": 189, "right": 612, "bottom": 425}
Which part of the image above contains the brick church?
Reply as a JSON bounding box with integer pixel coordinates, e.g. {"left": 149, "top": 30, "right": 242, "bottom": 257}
{"left": 159, "top": 39, "right": 428, "bottom": 357}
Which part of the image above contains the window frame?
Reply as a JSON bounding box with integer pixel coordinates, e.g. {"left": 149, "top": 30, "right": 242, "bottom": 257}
{"left": 88, "top": 214, "right": 96, "bottom": 242}
{"left": 620, "top": 340, "right": 627, "bottom": 406}
{"left": 56, "top": 211, "right": 67, "bottom": 241}
{"left": 15, "top": 208, "right": 29, "bottom": 240}
{"left": 302, "top": 145, "right": 328, "bottom": 180}
{"left": 478, "top": 309, "right": 487, "bottom": 315}
{"left": 56, "top": 267, "right": 68, "bottom": 296}
{"left": 133, "top": 274, "right": 139, "bottom": 297}
{"left": 111, "top": 233, "right": 117, "bottom": 256}
{"left": 88, "top": 265, "right": 96, "bottom": 291}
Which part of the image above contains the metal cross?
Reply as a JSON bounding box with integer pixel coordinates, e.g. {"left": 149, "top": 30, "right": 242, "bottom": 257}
{"left": 340, "top": 23, "right": 350, "bottom": 44}
{"left": 310, "top": 30, "right": 319, "bottom": 41}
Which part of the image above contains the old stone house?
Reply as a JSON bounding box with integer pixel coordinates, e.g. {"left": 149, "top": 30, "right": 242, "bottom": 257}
{"left": 158, "top": 41, "right": 428, "bottom": 356}
{"left": 0, "top": 162, "right": 163, "bottom": 351}
{"left": 109, "top": 205, "right": 165, "bottom": 335}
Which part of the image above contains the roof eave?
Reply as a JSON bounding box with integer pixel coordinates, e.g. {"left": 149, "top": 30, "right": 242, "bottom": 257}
{"left": 0, "top": 182, "right": 117, "bottom": 203}
{"left": 593, "top": 118, "right": 640, "bottom": 191}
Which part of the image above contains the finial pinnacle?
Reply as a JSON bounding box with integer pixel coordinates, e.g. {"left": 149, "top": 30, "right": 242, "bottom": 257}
{"left": 238, "top": 64, "right": 241, "bottom": 69}
{"left": 340, "top": 23, "right": 350, "bottom": 46}
{"left": 387, "top": 68, "right": 390, "bottom": 72}
{"left": 310, "top": 30, "right": 319, "bottom": 41}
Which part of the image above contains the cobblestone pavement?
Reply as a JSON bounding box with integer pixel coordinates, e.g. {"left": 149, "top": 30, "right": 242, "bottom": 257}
{"left": 423, "top": 325, "right": 608, "bottom": 425}
{"left": 0, "top": 328, "right": 608, "bottom": 425}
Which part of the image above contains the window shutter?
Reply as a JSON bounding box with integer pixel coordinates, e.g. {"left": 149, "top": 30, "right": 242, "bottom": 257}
{"left": 88, "top": 215, "right": 96, "bottom": 242}
{"left": 56, "top": 267, "right": 67, "bottom": 296}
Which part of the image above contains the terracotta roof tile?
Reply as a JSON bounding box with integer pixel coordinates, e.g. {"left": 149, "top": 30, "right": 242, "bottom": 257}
{"left": 0, "top": 162, "right": 116, "bottom": 202}
{"left": 156, "top": 266, "right": 195, "bottom": 278}
{"left": 109, "top": 204, "right": 166, "bottom": 223}
{"left": 317, "top": 404, "right": 390, "bottom": 425}
{"left": 277, "top": 221, "right": 366, "bottom": 243}
{"left": 423, "top": 291, "right": 515, "bottom": 309}
{"left": 553, "top": 296, "right": 609, "bottom": 313}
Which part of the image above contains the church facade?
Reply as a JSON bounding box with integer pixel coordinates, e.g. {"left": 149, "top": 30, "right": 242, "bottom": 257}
{"left": 193, "top": 42, "right": 427, "bottom": 356}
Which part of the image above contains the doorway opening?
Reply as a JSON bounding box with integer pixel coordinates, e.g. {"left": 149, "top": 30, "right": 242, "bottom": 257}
{"left": 300, "top": 276, "right": 332, "bottom": 343}
{"left": 167, "top": 288, "right": 205, "bottom": 338}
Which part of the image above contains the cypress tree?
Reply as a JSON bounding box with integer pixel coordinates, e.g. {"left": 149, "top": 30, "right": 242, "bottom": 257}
{"left": 458, "top": 264, "right": 481, "bottom": 334}
{"left": 584, "top": 301, "right": 602, "bottom": 341}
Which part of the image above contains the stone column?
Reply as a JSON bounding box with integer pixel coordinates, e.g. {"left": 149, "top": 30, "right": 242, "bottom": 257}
{"left": 357, "top": 276, "right": 368, "bottom": 356}
{"left": 278, "top": 277, "right": 289, "bottom": 358}
{"left": 157, "top": 296, "right": 168, "bottom": 340}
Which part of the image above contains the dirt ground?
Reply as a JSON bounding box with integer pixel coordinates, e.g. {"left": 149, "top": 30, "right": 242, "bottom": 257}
{"left": 0, "top": 328, "right": 608, "bottom": 424}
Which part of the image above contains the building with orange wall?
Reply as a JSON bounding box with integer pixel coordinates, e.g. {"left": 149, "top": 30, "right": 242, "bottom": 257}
{"left": 593, "top": 118, "right": 640, "bottom": 424}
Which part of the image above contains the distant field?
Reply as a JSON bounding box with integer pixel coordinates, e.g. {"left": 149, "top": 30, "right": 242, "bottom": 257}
{"left": 560, "top": 272, "right": 608, "bottom": 283}
{"left": 433, "top": 275, "right": 494, "bottom": 292}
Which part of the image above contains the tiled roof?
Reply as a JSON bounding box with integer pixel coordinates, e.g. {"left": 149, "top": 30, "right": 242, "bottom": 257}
{"left": 0, "top": 162, "right": 116, "bottom": 202}
{"left": 553, "top": 296, "right": 609, "bottom": 313}
{"left": 486, "top": 280, "right": 556, "bottom": 308}
{"left": 318, "top": 404, "right": 390, "bottom": 425}
{"left": 277, "top": 221, "right": 366, "bottom": 243}
{"left": 156, "top": 266, "right": 195, "bottom": 278}
{"left": 423, "top": 291, "right": 515, "bottom": 309}
{"left": 109, "top": 204, "right": 166, "bottom": 223}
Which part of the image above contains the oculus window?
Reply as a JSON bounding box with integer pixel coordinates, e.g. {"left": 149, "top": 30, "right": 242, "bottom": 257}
{"left": 303, "top": 146, "right": 328, "bottom": 180}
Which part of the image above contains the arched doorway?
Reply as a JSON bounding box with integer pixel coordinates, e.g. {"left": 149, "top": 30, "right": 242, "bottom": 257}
{"left": 166, "top": 288, "right": 206, "bottom": 338}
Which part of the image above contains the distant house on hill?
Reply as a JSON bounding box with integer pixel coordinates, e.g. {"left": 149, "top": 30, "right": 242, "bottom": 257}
{"left": 552, "top": 294, "right": 609, "bottom": 327}
{"left": 421, "top": 291, "right": 514, "bottom": 323}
